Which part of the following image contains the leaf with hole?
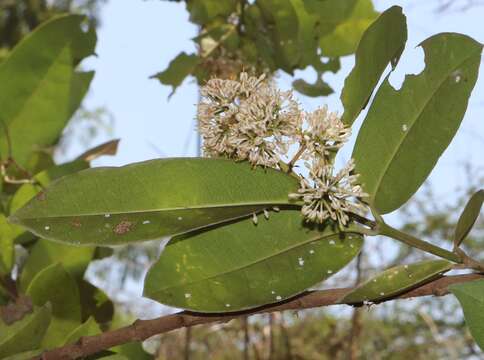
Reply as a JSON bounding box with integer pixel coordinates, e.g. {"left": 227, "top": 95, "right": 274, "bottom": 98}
{"left": 450, "top": 279, "right": 484, "bottom": 350}
{"left": 353, "top": 33, "right": 482, "bottom": 214}
{"left": 10, "top": 158, "right": 299, "bottom": 246}
{"left": 341, "top": 260, "right": 452, "bottom": 304}
{"left": 144, "top": 210, "right": 363, "bottom": 312}
{"left": 341, "top": 6, "right": 407, "bottom": 126}
{"left": 454, "top": 189, "right": 484, "bottom": 248}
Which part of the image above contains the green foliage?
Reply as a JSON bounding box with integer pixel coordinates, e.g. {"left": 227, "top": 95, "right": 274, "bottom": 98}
{"left": 341, "top": 260, "right": 452, "bottom": 304}
{"left": 145, "top": 210, "right": 362, "bottom": 312}
{"left": 0, "top": 214, "right": 16, "bottom": 274}
{"left": 341, "top": 6, "right": 407, "bottom": 126}
{"left": 0, "top": 304, "right": 51, "bottom": 357}
{"left": 318, "top": 0, "right": 378, "bottom": 57}
{"left": 63, "top": 317, "right": 100, "bottom": 345}
{"left": 454, "top": 190, "right": 484, "bottom": 248}
{"left": 10, "top": 158, "right": 299, "bottom": 245}
{"left": 450, "top": 279, "right": 484, "bottom": 350}
{"left": 353, "top": 33, "right": 482, "bottom": 214}
{"left": 156, "top": 0, "right": 379, "bottom": 97}
{"left": 151, "top": 52, "right": 199, "bottom": 97}
{"left": 26, "top": 263, "right": 82, "bottom": 348}
{"left": 0, "top": 15, "right": 96, "bottom": 167}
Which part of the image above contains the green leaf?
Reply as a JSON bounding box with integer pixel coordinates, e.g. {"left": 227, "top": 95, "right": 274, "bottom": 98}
{"left": 0, "top": 304, "right": 51, "bottom": 358}
{"left": 112, "top": 343, "right": 151, "bottom": 360}
{"left": 19, "top": 239, "right": 95, "bottom": 292}
{"left": 144, "top": 210, "right": 362, "bottom": 312}
{"left": 78, "top": 280, "right": 114, "bottom": 325}
{"left": 454, "top": 190, "right": 484, "bottom": 248}
{"left": 187, "top": 0, "right": 237, "bottom": 25}
{"left": 319, "top": 0, "right": 378, "bottom": 57}
{"left": 341, "top": 260, "right": 452, "bottom": 304}
{"left": 26, "top": 263, "right": 81, "bottom": 348}
{"left": 341, "top": 6, "right": 407, "bottom": 126}
{"left": 353, "top": 33, "right": 482, "bottom": 214}
{"left": 9, "top": 160, "right": 89, "bottom": 215}
{"left": 10, "top": 158, "right": 299, "bottom": 246}
{"left": 0, "top": 214, "right": 17, "bottom": 275}
{"left": 0, "top": 15, "right": 96, "bottom": 167}
{"left": 151, "top": 52, "right": 199, "bottom": 97}
{"left": 63, "top": 317, "right": 100, "bottom": 345}
{"left": 304, "top": 0, "right": 357, "bottom": 36}
{"left": 292, "top": 78, "right": 333, "bottom": 97}
{"left": 449, "top": 279, "right": 484, "bottom": 350}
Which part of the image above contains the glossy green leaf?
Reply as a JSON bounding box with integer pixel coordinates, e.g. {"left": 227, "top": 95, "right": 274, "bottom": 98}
{"left": 0, "top": 304, "right": 51, "bottom": 358}
{"left": 0, "top": 15, "right": 96, "bottom": 166}
{"left": 449, "top": 279, "right": 484, "bottom": 350}
{"left": 144, "top": 210, "right": 363, "bottom": 312}
{"left": 11, "top": 158, "right": 299, "bottom": 246}
{"left": 341, "top": 6, "right": 407, "bottom": 126}
{"left": 341, "top": 260, "right": 452, "bottom": 304}
{"left": 0, "top": 214, "right": 17, "bottom": 275}
{"left": 319, "top": 0, "right": 378, "bottom": 57}
{"left": 9, "top": 160, "right": 89, "bottom": 215}
{"left": 353, "top": 33, "right": 482, "bottom": 214}
{"left": 63, "top": 317, "right": 100, "bottom": 345}
{"left": 26, "top": 263, "right": 81, "bottom": 348}
{"left": 151, "top": 52, "right": 199, "bottom": 97}
{"left": 20, "top": 239, "right": 95, "bottom": 292}
{"left": 454, "top": 190, "right": 484, "bottom": 248}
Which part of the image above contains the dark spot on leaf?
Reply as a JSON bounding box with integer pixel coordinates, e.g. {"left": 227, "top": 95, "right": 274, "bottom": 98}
{"left": 71, "top": 218, "right": 82, "bottom": 228}
{"left": 114, "top": 220, "right": 133, "bottom": 235}
{"left": 36, "top": 191, "right": 46, "bottom": 201}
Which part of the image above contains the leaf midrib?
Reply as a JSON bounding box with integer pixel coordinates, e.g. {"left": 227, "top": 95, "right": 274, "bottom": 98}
{"left": 372, "top": 46, "right": 481, "bottom": 204}
{"left": 150, "top": 232, "right": 360, "bottom": 295}
{"left": 16, "top": 201, "right": 301, "bottom": 219}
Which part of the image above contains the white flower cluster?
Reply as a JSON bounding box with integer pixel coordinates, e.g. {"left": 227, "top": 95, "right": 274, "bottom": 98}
{"left": 198, "top": 73, "right": 302, "bottom": 167}
{"left": 198, "top": 73, "right": 368, "bottom": 226}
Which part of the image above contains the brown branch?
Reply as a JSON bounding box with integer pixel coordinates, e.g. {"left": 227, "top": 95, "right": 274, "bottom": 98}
{"left": 36, "top": 274, "right": 484, "bottom": 360}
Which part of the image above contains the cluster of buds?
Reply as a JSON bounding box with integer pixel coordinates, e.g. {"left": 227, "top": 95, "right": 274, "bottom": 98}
{"left": 198, "top": 73, "right": 368, "bottom": 226}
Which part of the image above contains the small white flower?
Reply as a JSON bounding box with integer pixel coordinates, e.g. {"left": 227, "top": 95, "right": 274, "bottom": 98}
{"left": 289, "top": 159, "right": 368, "bottom": 226}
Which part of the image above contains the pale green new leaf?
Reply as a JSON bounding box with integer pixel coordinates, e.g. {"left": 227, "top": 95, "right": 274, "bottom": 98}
{"left": 0, "top": 15, "right": 96, "bottom": 166}
{"left": 319, "top": 0, "right": 378, "bottom": 57}
{"left": 144, "top": 210, "right": 362, "bottom": 312}
{"left": 450, "top": 279, "right": 484, "bottom": 350}
{"left": 454, "top": 189, "right": 484, "bottom": 248}
{"left": 26, "top": 263, "right": 81, "bottom": 348}
{"left": 10, "top": 158, "right": 299, "bottom": 246}
{"left": 353, "top": 33, "right": 482, "bottom": 214}
{"left": 0, "top": 305, "right": 51, "bottom": 358}
{"left": 341, "top": 260, "right": 452, "bottom": 304}
{"left": 341, "top": 6, "right": 407, "bottom": 126}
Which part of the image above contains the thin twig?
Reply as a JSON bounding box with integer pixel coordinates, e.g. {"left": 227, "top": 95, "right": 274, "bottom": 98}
{"left": 35, "top": 274, "right": 484, "bottom": 360}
